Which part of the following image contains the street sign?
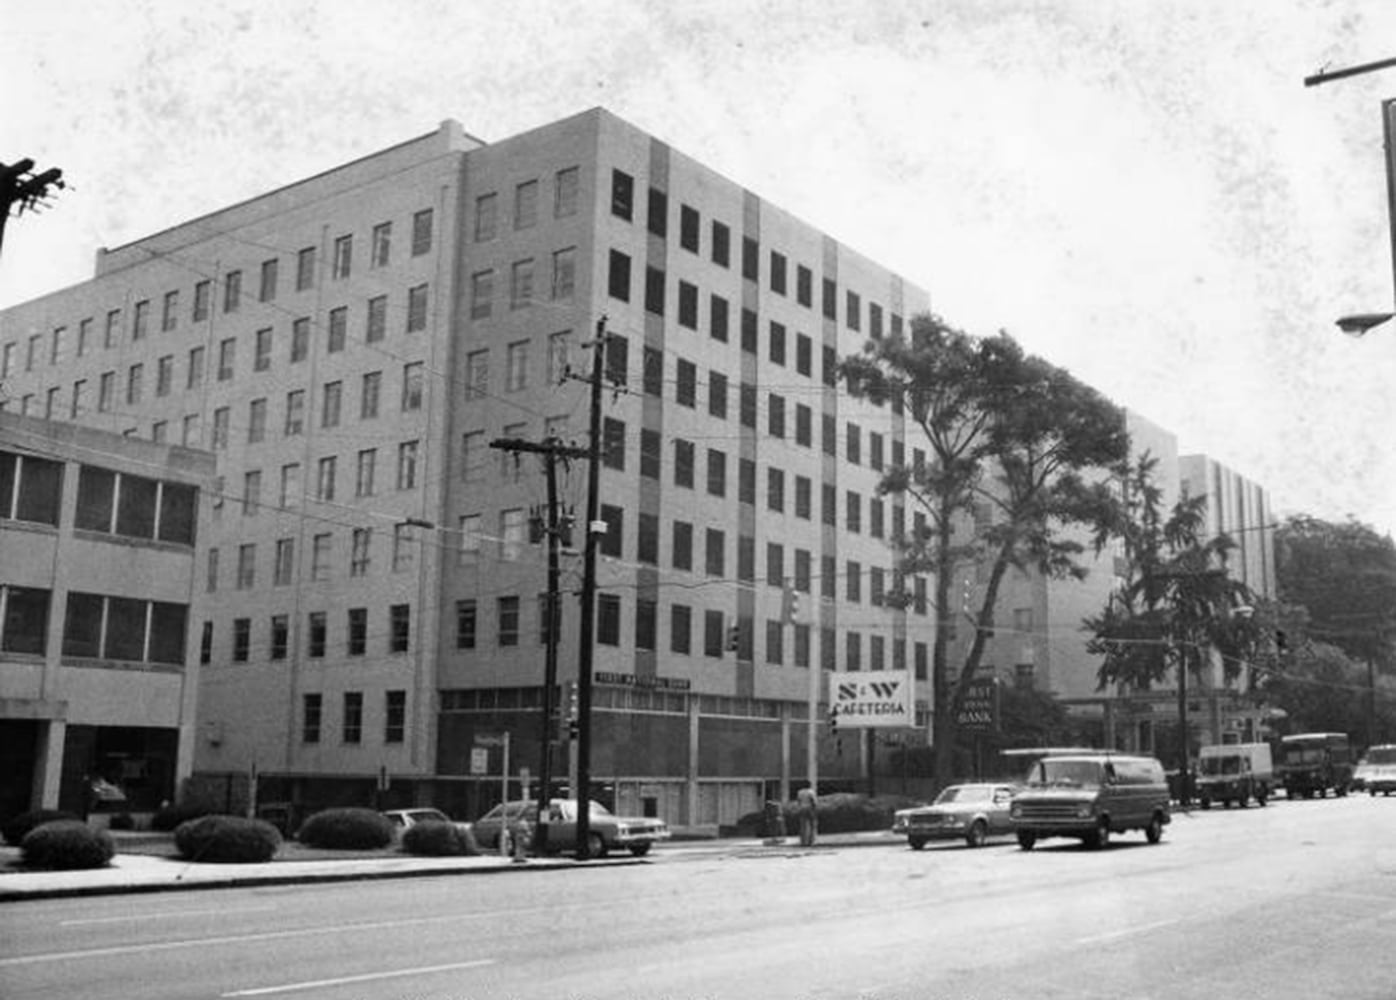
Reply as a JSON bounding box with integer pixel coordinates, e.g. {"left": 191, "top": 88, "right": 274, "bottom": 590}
{"left": 830, "top": 671, "right": 915, "bottom": 729}
{"left": 957, "top": 677, "right": 1000, "bottom": 731}
{"left": 473, "top": 733, "right": 506, "bottom": 747}
{"left": 470, "top": 747, "right": 489, "bottom": 775}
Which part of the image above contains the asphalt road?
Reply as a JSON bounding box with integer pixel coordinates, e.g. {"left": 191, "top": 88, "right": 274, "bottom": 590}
{"left": 3, "top": 794, "right": 1396, "bottom": 1000}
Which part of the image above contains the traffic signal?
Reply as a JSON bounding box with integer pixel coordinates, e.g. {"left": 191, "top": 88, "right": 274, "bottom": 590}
{"left": 726, "top": 624, "right": 741, "bottom": 652}
{"left": 828, "top": 705, "right": 839, "bottom": 733}
{"left": 560, "top": 681, "right": 580, "bottom": 740}
{"left": 781, "top": 584, "right": 800, "bottom": 625}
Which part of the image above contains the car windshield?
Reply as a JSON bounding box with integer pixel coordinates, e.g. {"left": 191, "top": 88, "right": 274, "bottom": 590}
{"left": 409, "top": 810, "right": 449, "bottom": 823}
{"left": 1030, "top": 759, "right": 1104, "bottom": 788}
{"left": 1367, "top": 747, "right": 1396, "bottom": 765}
{"left": 1200, "top": 756, "right": 1241, "bottom": 775}
{"left": 1285, "top": 747, "right": 1322, "bottom": 764}
{"left": 936, "top": 786, "right": 990, "bottom": 804}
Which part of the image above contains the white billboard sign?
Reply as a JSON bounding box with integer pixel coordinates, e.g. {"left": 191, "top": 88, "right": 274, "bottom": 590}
{"left": 830, "top": 670, "right": 915, "bottom": 729}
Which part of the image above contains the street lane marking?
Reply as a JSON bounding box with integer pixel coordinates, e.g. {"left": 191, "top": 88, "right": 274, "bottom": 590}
{"left": 0, "top": 912, "right": 512, "bottom": 967}
{"left": 61, "top": 904, "right": 278, "bottom": 926}
{"left": 220, "top": 959, "right": 495, "bottom": 996}
{"left": 1075, "top": 918, "right": 1178, "bottom": 945}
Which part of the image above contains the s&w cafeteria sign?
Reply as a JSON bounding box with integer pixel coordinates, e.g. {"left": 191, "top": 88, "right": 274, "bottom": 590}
{"left": 830, "top": 671, "right": 914, "bottom": 729}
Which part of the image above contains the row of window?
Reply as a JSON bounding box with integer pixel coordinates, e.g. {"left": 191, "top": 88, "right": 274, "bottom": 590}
{"left": 300, "top": 690, "right": 406, "bottom": 746}
{"left": 3, "top": 301, "right": 430, "bottom": 430}
{"left": 453, "top": 593, "right": 931, "bottom": 676}
{"left": 0, "top": 210, "right": 435, "bottom": 380}
{"left": 204, "top": 604, "right": 411, "bottom": 665}
{"left": 207, "top": 516, "right": 423, "bottom": 592}
{"left": 0, "top": 450, "right": 198, "bottom": 546}
{"left": 0, "top": 585, "right": 188, "bottom": 665}
{"left": 608, "top": 167, "right": 905, "bottom": 336}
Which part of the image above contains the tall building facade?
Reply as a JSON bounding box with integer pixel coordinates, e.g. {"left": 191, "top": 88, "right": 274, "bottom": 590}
{"left": 0, "top": 412, "right": 213, "bottom": 820}
{"left": 0, "top": 110, "right": 933, "bottom": 827}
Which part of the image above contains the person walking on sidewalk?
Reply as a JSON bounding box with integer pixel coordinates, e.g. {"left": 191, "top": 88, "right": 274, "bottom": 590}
{"left": 796, "top": 786, "right": 818, "bottom": 846}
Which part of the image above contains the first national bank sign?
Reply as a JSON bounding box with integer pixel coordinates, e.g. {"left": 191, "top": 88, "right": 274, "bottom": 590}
{"left": 830, "top": 671, "right": 915, "bottom": 729}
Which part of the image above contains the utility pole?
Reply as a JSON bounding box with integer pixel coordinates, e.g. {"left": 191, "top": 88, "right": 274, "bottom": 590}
{"left": 573, "top": 317, "right": 609, "bottom": 860}
{"left": 490, "top": 435, "right": 587, "bottom": 856}
{"left": 0, "top": 159, "right": 65, "bottom": 257}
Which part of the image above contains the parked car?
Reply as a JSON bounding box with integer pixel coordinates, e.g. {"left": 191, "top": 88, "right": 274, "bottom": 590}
{"left": 473, "top": 799, "right": 670, "bottom": 857}
{"left": 381, "top": 807, "right": 472, "bottom": 837}
{"left": 1009, "top": 753, "right": 1170, "bottom": 850}
{"left": 1195, "top": 742, "right": 1273, "bottom": 809}
{"left": 892, "top": 783, "right": 1017, "bottom": 849}
{"left": 1353, "top": 745, "right": 1396, "bottom": 796}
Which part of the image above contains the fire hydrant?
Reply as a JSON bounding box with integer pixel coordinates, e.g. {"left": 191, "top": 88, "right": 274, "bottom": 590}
{"left": 510, "top": 816, "right": 531, "bottom": 863}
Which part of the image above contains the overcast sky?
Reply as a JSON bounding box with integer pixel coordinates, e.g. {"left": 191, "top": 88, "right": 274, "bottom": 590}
{"left": 4, "top": 1, "right": 1396, "bottom": 534}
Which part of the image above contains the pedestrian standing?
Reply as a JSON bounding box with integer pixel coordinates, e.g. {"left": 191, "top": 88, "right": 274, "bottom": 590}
{"left": 797, "top": 786, "right": 818, "bottom": 846}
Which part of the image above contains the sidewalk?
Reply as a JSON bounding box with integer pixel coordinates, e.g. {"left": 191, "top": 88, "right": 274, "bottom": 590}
{"left": 0, "top": 830, "right": 903, "bottom": 902}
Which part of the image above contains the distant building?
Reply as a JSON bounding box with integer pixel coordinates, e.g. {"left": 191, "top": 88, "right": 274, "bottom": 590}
{"left": 0, "top": 412, "right": 213, "bottom": 821}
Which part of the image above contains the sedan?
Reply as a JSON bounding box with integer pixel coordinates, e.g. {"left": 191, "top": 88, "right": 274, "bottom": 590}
{"left": 891, "top": 783, "right": 1018, "bottom": 849}
{"left": 473, "top": 799, "right": 670, "bottom": 857}
{"left": 381, "top": 808, "right": 473, "bottom": 837}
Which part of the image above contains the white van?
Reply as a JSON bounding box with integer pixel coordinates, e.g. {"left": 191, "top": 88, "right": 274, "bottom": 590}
{"left": 1195, "top": 743, "right": 1273, "bottom": 809}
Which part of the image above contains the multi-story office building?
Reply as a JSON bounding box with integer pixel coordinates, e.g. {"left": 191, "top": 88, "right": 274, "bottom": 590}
{"left": 0, "top": 109, "right": 933, "bottom": 827}
{"left": 0, "top": 412, "right": 213, "bottom": 820}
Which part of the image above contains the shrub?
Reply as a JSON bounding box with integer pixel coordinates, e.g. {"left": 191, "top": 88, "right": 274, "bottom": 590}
{"left": 3, "top": 808, "right": 79, "bottom": 847}
{"left": 174, "top": 815, "right": 282, "bottom": 863}
{"left": 21, "top": 821, "right": 114, "bottom": 870}
{"left": 108, "top": 812, "right": 136, "bottom": 831}
{"left": 152, "top": 801, "right": 217, "bottom": 832}
{"left": 401, "top": 821, "right": 480, "bottom": 857}
{"left": 297, "top": 807, "right": 394, "bottom": 850}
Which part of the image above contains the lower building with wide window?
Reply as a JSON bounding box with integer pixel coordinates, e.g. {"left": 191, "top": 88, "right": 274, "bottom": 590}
{"left": 0, "top": 412, "right": 214, "bottom": 822}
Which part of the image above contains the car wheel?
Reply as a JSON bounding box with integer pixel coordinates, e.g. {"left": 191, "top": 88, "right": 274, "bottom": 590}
{"left": 1016, "top": 830, "right": 1036, "bottom": 851}
{"left": 965, "top": 820, "right": 988, "bottom": 849}
{"left": 1237, "top": 793, "right": 1248, "bottom": 809}
{"left": 1200, "top": 797, "right": 1211, "bottom": 810}
{"left": 1257, "top": 792, "right": 1267, "bottom": 807}
{"left": 908, "top": 836, "right": 928, "bottom": 851}
{"left": 1089, "top": 818, "right": 1110, "bottom": 850}
{"left": 1371, "top": 789, "right": 1378, "bottom": 797}
{"left": 628, "top": 843, "right": 652, "bottom": 857}
{"left": 586, "top": 833, "right": 607, "bottom": 859}
{"left": 1223, "top": 798, "right": 1232, "bottom": 809}
{"left": 1145, "top": 814, "right": 1163, "bottom": 844}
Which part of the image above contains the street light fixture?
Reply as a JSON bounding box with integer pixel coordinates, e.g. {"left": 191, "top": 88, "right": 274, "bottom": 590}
{"left": 1335, "top": 312, "right": 1395, "bottom": 337}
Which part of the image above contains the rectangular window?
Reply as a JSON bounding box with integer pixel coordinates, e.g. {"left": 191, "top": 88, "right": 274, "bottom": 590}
{"left": 232, "top": 618, "right": 250, "bottom": 663}
{"left": 274, "top": 537, "right": 295, "bottom": 586}
{"left": 343, "top": 693, "right": 363, "bottom": 744}
{"left": 770, "top": 251, "right": 787, "bottom": 295}
{"left": 710, "top": 295, "right": 729, "bottom": 342}
{"left": 411, "top": 208, "right": 433, "bottom": 255}
{"left": 705, "top": 528, "right": 725, "bottom": 577}
{"left": 396, "top": 440, "right": 418, "bottom": 490}
{"left": 498, "top": 596, "right": 520, "bottom": 647}
{"left": 672, "top": 520, "right": 693, "bottom": 572}
{"left": 280, "top": 462, "right": 301, "bottom": 509}
{"left": 241, "top": 468, "right": 260, "bottom": 515}
{"left": 217, "top": 338, "right": 236, "bottom": 380}
{"left": 767, "top": 467, "right": 785, "bottom": 512}
{"left": 187, "top": 346, "right": 204, "bottom": 389}
{"left": 260, "top": 258, "right": 279, "bottom": 302}
{"left": 677, "top": 280, "right": 698, "bottom": 329}
{"left": 768, "top": 393, "right": 786, "bottom": 438}
{"left": 637, "top": 511, "right": 659, "bottom": 564}
{"left": 322, "top": 380, "right": 342, "bottom": 428}
{"left": 599, "top": 504, "right": 624, "bottom": 559}
{"left": 766, "top": 542, "right": 785, "bottom": 587}
{"left": 351, "top": 527, "right": 371, "bottom": 576}
{"left": 635, "top": 598, "right": 658, "bottom": 651}
{"left": 236, "top": 542, "right": 256, "bottom": 589}
{"left": 846, "top": 490, "right": 861, "bottom": 533}
{"left": 823, "top": 278, "right": 837, "bottom": 320}
{"left": 847, "top": 423, "right": 862, "bottom": 464}
{"left": 407, "top": 283, "right": 428, "bottom": 332}
{"left": 161, "top": 291, "right": 178, "bottom": 332}
{"left": 361, "top": 371, "right": 381, "bottom": 419}
{"left": 706, "top": 448, "right": 726, "bottom": 497}
{"left": 602, "top": 417, "right": 626, "bottom": 470}
{"left": 505, "top": 342, "right": 528, "bottom": 393}
{"left": 671, "top": 604, "right": 692, "bottom": 654}
{"left": 474, "top": 193, "right": 497, "bottom": 242}
{"left": 105, "top": 308, "right": 122, "bottom": 347}
{"left": 469, "top": 270, "right": 494, "bottom": 321}
{"left": 371, "top": 222, "right": 391, "bottom": 268}
{"left": 308, "top": 612, "right": 326, "bottom": 658}
{"left": 133, "top": 299, "right": 149, "bottom": 340}
{"left": 356, "top": 448, "right": 376, "bottom": 497}
{"left": 674, "top": 439, "right": 695, "bottom": 489}
{"left": 551, "top": 247, "right": 576, "bottom": 301}
{"left": 796, "top": 334, "right": 812, "bottom": 376}
{"left": 514, "top": 179, "right": 538, "bottom": 230}
{"left": 284, "top": 390, "right": 306, "bottom": 436}
{"left": 708, "top": 371, "right": 728, "bottom": 419}
{"left": 643, "top": 346, "right": 664, "bottom": 397}
{"left": 311, "top": 532, "right": 331, "bottom": 581}
{"left": 348, "top": 608, "right": 367, "bottom": 655}
{"left": 711, "top": 221, "right": 730, "bottom": 267}
{"left": 554, "top": 167, "right": 579, "bottom": 218}
{"left": 270, "top": 615, "right": 289, "bottom": 660}
{"left": 393, "top": 523, "right": 415, "bottom": 571}
{"left": 597, "top": 594, "right": 621, "bottom": 647}
{"left": 456, "top": 599, "right": 477, "bottom": 649}
{"left": 741, "top": 308, "right": 757, "bottom": 354}
{"left": 194, "top": 281, "right": 211, "bottom": 321}
{"left": 608, "top": 249, "right": 631, "bottom": 302}
{"left": 704, "top": 610, "right": 725, "bottom": 658}
{"left": 297, "top": 247, "right": 316, "bottom": 291}
{"left": 365, "top": 296, "right": 387, "bottom": 343}
{"left": 327, "top": 306, "right": 347, "bottom": 353}
{"left": 402, "top": 361, "right": 425, "bottom": 410}
{"left": 640, "top": 427, "right": 661, "bottom": 480}
{"left": 390, "top": 604, "right": 410, "bottom": 653}
{"left": 126, "top": 363, "right": 143, "bottom": 405}
{"left": 742, "top": 237, "right": 759, "bottom": 282}
{"left": 739, "top": 458, "right": 756, "bottom": 505}
{"left": 510, "top": 259, "right": 535, "bottom": 310}
{"left": 611, "top": 169, "right": 634, "bottom": 220}
{"left": 254, "top": 327, "right": 272, "bottom": 371}
{"left": 680, "top": 204, "right": 700, "bottom": 252}
{"left": 302, "top": 695, "right": 322, "bottom": 744}
{"left": 675, "top": 358, "right": 696, "bottom": 407}
{"left": 224, "top": 271, "right": 242, "bottom": 313}
{"left": 385, "top": 691, "right": 406, "bottom": 743}
{"left": 156, "top": 355, "right": 173, "bottom": 397}
{"left": 645, "top": 267, "right": 666, "bottom": 315}
{"left": 740, "top": 383, "right": 756, "bottom": 428}
{"left": 847, "top": 290, "right": 861, "bottom": 330}
{"left": 332, "top": 235, "right": 352, "bottom": 280}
